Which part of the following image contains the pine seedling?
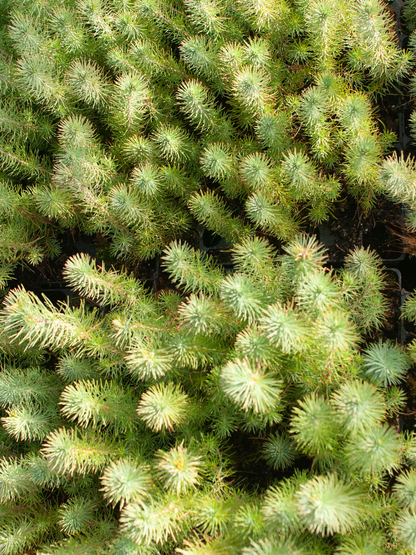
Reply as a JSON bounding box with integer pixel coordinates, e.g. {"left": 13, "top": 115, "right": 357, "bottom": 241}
{"left": 281, "top": 150, "right": 318, "bottom": 200}
{"left": 255, "top": 111, "right": 291, "bottom": 159}
{"left": 194, "top": 494, "right": 238, "bottom": 535}
{"left": 298, "top": 86, "right": 328, "bottom": 131}
{"left": 32, "top": 183, "right": 76, "bottom": 224}
{"left": 336, "top": 532, "right": 386, "bottom": 555}
{"left": 109, "top": 72, "right": 152, "bottom": 137}
{"left": 176, "top": 79, "right": 227, "bottom": 136}
{"left": 402, "top": 293, "right": 416, "bottom": 323}
{"left": 76, "top": 0, "right": 115, "bottom": 45}
{"left": 1, "top": 405, "right": 55, "bottom": 442}
{"left": 220, "top": 358, "right": 282, "bottom": 414}
{"left": 178, "top": 292, "right": 226, "bottom": 335}
{"left": 242, "top": 537, "right": 301, "bottom": 555}
{"left": 183, "top": 0, "right": 226, "bottom": 36}
{"left": 361, "top": 341, "right": 410, "bottom": 387}
{"left": 234, "top": 501, "right": 265, "bottom": 540}
{"left": 0, "top": 366, "right": 58, "bottom": 408}
{"left": 237, "top": 0, "right": 284, "bottom": 31}
{"left": 316, "top": 310, "right": 359, "bottom": 355}
{"left": 189, "top": 190, "right": 252, "bottom": 244}
{"left": 108, "top": 183, "right": 153, "bottom": 229}
{"left": 0, "top": 519, "right": 48, "bottom": 555}
{"left": 58, "top": 497, "right": 96, "bottom": 535}
{"left": 296, "top": 270, "right": 343, "bottom": 317}
{"left": 240, "top": 152, "right": 274, "bottom": 191}
{"left": 279, "top": 233, "right": 327, "bottom": 278}
{"left": 379, "top": 152, "right": 416, "bottom": 206}
{"left": 179, "top": 36, "right": 221, "bottom": 84}
{"left": 0, "top": 285, "right": 102, "bottom": 352}
{"left": 130, "top": 163, "right": 163, "bottom": 199}
{"left": 331, "top": 380, "right": 386, "bottom": 434}
{"left": 394, "top": 510, "right": 416, "bottom": 554}
{"left": 42, "top": 427, "right": 115, "bottom": 476}
{"left": 342, "top": 247, "right": 388, "bottom": 333}
{"left": 48, "top": 6, "right": 89, "bottom": 56}
{"left": 56, "top": 354, "right": 98, "bottom": 383}
{"left": 348, "top": 0, "right": 411, "bottom": 86}
{"left": 262, "top": 476, "right": 306, "bottom": 536}
{"left": 114, "top": 7, "right": 145, "bottom": 43}
{"left": 65, "top": 59, "right": 109, "bottom": 109}
{"left": 296, "top": 474, "right": 365, "bottom": 536}
{"left": 120, "top": 496, "right": 185, "bottom": 546}
{"left": 231, "top": 66, "right": 273, "bottom": 123}
{"left": 100, "top": 459, "right": 152, "bottom": 508}
{"left": 303, "top": 0, "right": 345, "bottom": 70}
{"left": 42, "top": 428, "right": 115, "bottom": 475}
{"left": 178, "top": 535, "right": 237, "bottom": 555}
{"left": 290, "top": 395, "right": 340, "bottom": 457}
{"left": 234, "top": 326, "right": 280, "bottom": 365}
{"left": 0, "top": 457, "right": 35, "bottom": 503}
{"left": 15, "top": 54, "right": 68, "bottom": 116}
{"left": 243, "top": 37, "right": 273, "bottom": 71}
{"left": 245, "top": 192, "right": 298, "bottom": 240}
{"left": 337, "top": 93, "right": 374, "bottom": 138}
{"left": 260, "top": 302, "right": 312, "bottom": 354}
{"left": 199, "top": 143, "right": 235, "bottom": 182}
{"left": 136, "top": 382, "right": 189, "bottom": 432}
{"left": 63, "top": 253, "right": 148, "bottom": 307}
{"left": 343, "top": 134, "right": 382, "bottom": 209}
{"left": 218, "top": 42, "right": 246, "bottom": 79}
{"left": 231, "top": 236, "right": 278, "bottom": 288}
{"left": 220, "top": 273, "right": 270, "bottom": 325}
{"left": 59, "top": 379, "right": 138, "bottom": 433}
{"left": 156, "top": 443, "right": 202, "bottom": 495}
{"left": 125, "top": 345, "right": 174, "bottom": 381}
{"left": 261, "top": 433, "right": 297, "bottom": 470}
{"left": 152, "top": 124, "right": 195, "bottom": 165}
{"left": 344, "top": 423, "right": 402, "bottom": 476}
{"left": 162, "top": 240, "right": 223, "bottom": 295}
{"left": 8, "top": 11, "right": 47, "bottom": 56}
{"left": 119, "top": 134, "right": 157, "bottom": 166}
{"left": 394, "top": 470, "right": 416, "bottom": 510}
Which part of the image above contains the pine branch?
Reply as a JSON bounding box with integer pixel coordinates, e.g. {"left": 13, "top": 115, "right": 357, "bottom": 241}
{"left": 41, "top": 427, "right": 115, "bottom": 476}
{"left": 63, "top": 253, "right": 148, "bottom": 307}
{"left": 162, "top": 240, "right": 223, "bottom": 295}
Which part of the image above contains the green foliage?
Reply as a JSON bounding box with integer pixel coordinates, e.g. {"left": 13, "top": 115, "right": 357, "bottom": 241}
{"left": 394, "top": 470, "right": 416, "bottom": 510}
{"left": 156, "top": 443, "right": 202, "bottom": 495}
{"left": 136, "top": 382, "right": 190, "bottom": 432}
{"left": 58, "top": 497, "right": 96, "bottom": 535}
{"left": 0, "top": 0, "right": 414, "bottom": 550}
{"left": 331, "top": 380, "right": 386, "bottom": 433}
{"left": 296, "top": 474, "right": 365, "bottom": 536}
{"left": 361, "top": 341, "right": 410, "bottom": 386}
{"left": 291, "top": 395, "right": 340, "bottom": 457}
{"left": 120, "top": 497, "right": 185, "bottom": 546}
{"left": 220, "top": 358, "right": 282, "bottom": 413}
{"left": 344, "top": 424, "right": 402, "bottom": 476}
{"left": 0, "top": 234, "right": 406, "bottom": 552}
{"left": 261, "top": 433, "right": 297, "bottom": 471}
{"left": 59, "top": 379, "right": 138, "bottom": 433}
{"left": 100, "top": 459, "right": 152, "bottom": 508}
{"left": 0, "top": 0, "right": 412, "bottom": 281}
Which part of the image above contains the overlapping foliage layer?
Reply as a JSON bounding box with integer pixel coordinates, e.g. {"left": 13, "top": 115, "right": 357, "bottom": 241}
{"left": 2, "top": 0, "right": 416, "bottom": 553}
{"left": 0, "top": 0, "right": 414, "bottom": 284}
{"left": 0, "top": 236, "right": 416, "bottom": 554}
